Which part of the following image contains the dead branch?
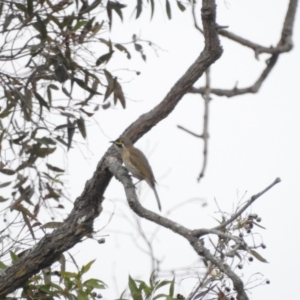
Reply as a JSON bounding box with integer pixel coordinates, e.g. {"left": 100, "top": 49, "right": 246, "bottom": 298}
{"left": 189, "top": 0, "right": 297, "bottom": 98}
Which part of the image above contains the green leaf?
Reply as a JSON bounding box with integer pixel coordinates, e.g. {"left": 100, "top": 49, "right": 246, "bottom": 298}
{"left": 77, "top": 117, "right": 87, "bottom": 139}
{"left": 128, "top": 276, "right": 142, "bottom": 300}
{"left": 77, "top": 290, "right": 88, "bottom": 300}
{"left": 250, "top": 249, "right": 268, "bottom": 263}
{"left": 10, "top": 251, "right": 19, "bottom": 262}
{"left": 81, "top": 259, "right": 96, "bottom": 275}
{"left": 0, "top": 261, "right": 7, "bottom": 269}
{"left": 91, "top": 21, "right": 104, "bottom": 37}
{"left": 74, "top": 20, "right": 87, "bottom": 31}
{"left": 83, "top": 278, "right": 106, "bottom": 289}
{"left": 166, "top": 0, "right": 171, "bottom": 19}
{"left": 169, "top": 277, "right": 175, "bottom": 297}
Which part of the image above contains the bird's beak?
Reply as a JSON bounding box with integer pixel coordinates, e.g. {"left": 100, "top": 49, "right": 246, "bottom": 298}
{"left": 110, "top": 141, "right": 116, "bottom": 144}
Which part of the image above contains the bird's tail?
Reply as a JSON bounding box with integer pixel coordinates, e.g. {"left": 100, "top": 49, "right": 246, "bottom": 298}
{"left": 153, "top": 186, "right": 162, "bottom": 211}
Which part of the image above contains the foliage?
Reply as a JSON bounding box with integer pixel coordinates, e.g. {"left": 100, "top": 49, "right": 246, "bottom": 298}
{"left": 0, "top": 0, "right": 187, "bottom": 224}
{"left": 0, "top": 0, "right": 188, "bottom": 298}
{"left": 1, "top": 254, "right": 105, "bottom": 299}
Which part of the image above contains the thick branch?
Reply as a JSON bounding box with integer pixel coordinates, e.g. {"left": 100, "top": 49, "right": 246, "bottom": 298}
{"left": 0, "top": 0, "right": 222, "bottom": 297}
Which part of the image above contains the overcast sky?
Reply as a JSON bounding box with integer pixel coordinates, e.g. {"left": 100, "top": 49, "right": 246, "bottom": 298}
{"left": 46, "top": 1, "right": 300, "bottom": 299}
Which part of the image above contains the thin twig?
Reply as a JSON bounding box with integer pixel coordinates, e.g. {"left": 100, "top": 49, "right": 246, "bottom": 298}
{"left": 213, "top": 178, "right": 281, "bottom": 231}
{"left": 197, "top": 68, "right": 210, "bottom": 182}
{"left": 177, "top": 125, "right": 203, "bottom": 138}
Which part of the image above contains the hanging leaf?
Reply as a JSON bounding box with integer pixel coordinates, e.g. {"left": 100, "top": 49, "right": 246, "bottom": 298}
{"left": 90, "top": 21, "right": 104, "bottom": 37}
{"left": 99, "top": 38, "right": 113, "bottom": 51}
{"left": 12, "top": 132, "right": 29, "bottom": 144}
{"left": 107, "top": 1, "right": 126, "bottom": 23}
{"left": 136, "top": 0, "right": 142, "bottom": 19}
{"left": 176, "top": 1, "right": 186, "bottom": 11}
{"left": 34, "top": 14, "right": 48, "bottom": 39}
{"left": 46, "top": 163, "right": 65, "bottom": 173}
{"left": 73, "top": 20, "right": 88, "bottom": 31}
{"left": 55, "top": 64, "right": 69, "bottom": 83}
{"left": 113, "top": 80, "right": 126, "bottom": 108}
{"left": 114, "top": 44, "right": 131, "bottom": 59}
{"left": 35, "top": 137, "right": 56, "bottom": 145}
{"left": 77, "top": 117, "right": 87, "bottom": 139}
{"left": 27, "top": 0, "right": 33, "bottom": 16}
{"left": 35, "top": 147, "right": 56, "bottom": 158}
{"left": 96, "top": 51, "right": 114, "bottom": 66}
{"left": 74, "top": 78, "right": 102, "bottom": 95}
{"left": 62, "top": 86, "right": 72, "bottom": 98}
{"left": 0, "top": 182, "right": 11, "bottom": 188}
{"left": 67, "top": 119, "right": 76, "bottom": 150}
{"left": 79, "top": 0, "right": 102, "bottom": 15}
{"left": 55, "top": 136, "right": 69, "bottom": 148}
{"left": 34, "top": 92, "right": 50, "bottom": 110}
{"left": 166, "top": 0, "right": 171, "bottom": 19}
{"left": 0, "top": 169, "right": 15, "bottom": 175}
{"left": 22, "top": 212, "right": 35, "bottom": 239}
{"left": 0, "top": 196, "right": 9, "bottom": 202}
{"left": 103, "top": 70, "right": 115, "bottom": 101}
{"left": 150, "top": 0, "right": 155, "bottom": 19}
{"left": 250, "top": 250, "right": 268, "bottom": 263}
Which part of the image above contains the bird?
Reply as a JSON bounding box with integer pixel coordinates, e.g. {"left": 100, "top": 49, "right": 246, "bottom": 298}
{"left": 111, "top": 136, "right": 162, "bottom": 211}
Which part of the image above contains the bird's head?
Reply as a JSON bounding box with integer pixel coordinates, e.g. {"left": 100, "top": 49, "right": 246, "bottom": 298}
{"left": 110, "top": 136, "right": 133, "bottom": 149}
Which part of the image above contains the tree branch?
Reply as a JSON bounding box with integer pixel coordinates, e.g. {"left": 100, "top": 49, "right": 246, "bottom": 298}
{"left": 212, "top": 177, "right": 281, "bottom": 231}
{"left": 108, "top": 155, "right": 251, "bottom": 300}
{"left": 0, "top": 0, "right": 222, "bottom": 297}
{"left": 189, "top": 0, "right": 297, "bottom": 98}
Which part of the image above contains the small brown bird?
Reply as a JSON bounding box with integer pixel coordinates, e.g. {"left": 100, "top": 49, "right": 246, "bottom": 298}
{"left": 111, "top": 136, "right": 162, "bottom": 211}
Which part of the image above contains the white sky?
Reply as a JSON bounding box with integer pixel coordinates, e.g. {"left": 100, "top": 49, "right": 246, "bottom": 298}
{"left": 38, "top": 0, "right": 300, "bottom": 299}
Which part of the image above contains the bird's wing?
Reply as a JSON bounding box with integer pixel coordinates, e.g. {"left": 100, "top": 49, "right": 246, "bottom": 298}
{"left": 128, "top": 148, "right": 156, "bottom": 185}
